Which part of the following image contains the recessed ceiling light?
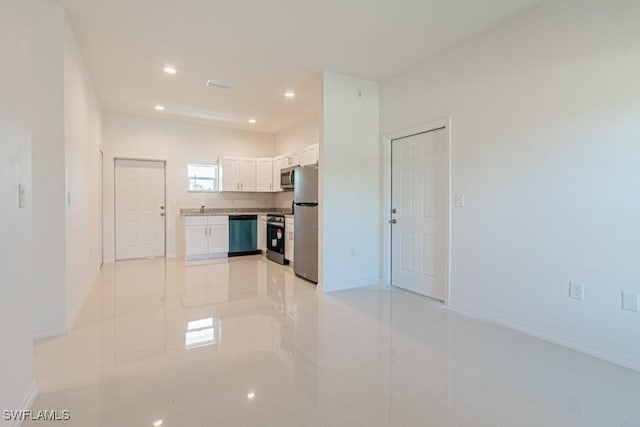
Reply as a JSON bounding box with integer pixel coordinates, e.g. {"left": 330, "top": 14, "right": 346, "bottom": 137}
{"left": 163, "top": 66, "right": 177, "bottom": 75}
{"left": 247, "top": 392, "right": 256, "bottom": 400}
{"left": 153, "top": 420, "right": 163, "bottom": 427}
{"left": 284, "top": 91, "right": 295, "bottom": 98}
{"left": 248, "top": 118, "right": 256, "bottom": 124}
{"left": 154, "top": 105, "right": 165, "bottom": 111}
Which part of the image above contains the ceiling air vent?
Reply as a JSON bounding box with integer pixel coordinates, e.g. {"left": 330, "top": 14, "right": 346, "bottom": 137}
{"left": 206, "top": 80, "right": 235, "bottom": 89}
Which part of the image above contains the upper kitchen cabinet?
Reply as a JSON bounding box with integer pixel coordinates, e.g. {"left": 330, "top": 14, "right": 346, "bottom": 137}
{"left": 219, "top": 156, "right": 256, "bottom": 191}
{"left": 272, "top": 155, "right": 286, "bottom": 192}
{"left": 283, "top": 153, "right": 298, "bottom": 167}
{"left": 299, "top": 143, "right": 319, "bottom": 166}
{"left": 256, "top": 158, "right": 274, "bottom": 192}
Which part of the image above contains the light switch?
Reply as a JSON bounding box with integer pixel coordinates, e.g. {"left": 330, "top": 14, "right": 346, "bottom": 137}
{"left": 622, "top": 292, "right": 640, "bottom": 312}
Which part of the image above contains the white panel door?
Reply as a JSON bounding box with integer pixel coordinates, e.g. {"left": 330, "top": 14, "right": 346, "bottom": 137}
{"left": 115, "top": 159, "right": 165, "bottom": 260}
{"left": 391, "top": 129, "right": 448, "bottom": 300}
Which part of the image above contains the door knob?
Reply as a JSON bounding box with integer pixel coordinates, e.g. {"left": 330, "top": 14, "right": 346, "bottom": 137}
{"left": 160, "top": 213, "right": 165, "bottom": 217}
{"left": 389, "top": 219, "right": 397, "bottom": 224}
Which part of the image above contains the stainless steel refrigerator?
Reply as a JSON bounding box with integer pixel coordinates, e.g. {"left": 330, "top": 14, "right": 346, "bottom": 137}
{"left": 293, "top": 163, "right": 318, "bottom": 283}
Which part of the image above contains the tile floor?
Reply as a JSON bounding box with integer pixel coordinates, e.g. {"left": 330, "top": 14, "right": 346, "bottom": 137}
{"left": 27, "top": 256, "right": 640, "bottom": 426}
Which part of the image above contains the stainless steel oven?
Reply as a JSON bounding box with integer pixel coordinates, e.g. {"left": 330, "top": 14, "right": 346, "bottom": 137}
{"left": 266, "top": 215, "right": 288, "bottom": 265}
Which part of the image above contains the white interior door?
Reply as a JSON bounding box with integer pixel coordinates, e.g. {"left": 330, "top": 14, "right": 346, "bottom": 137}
{"left": 391, "top": 128, "right": 448, "bottom": 300}
{"left": 115, "top": 159, "right": 165, "bottom": 260}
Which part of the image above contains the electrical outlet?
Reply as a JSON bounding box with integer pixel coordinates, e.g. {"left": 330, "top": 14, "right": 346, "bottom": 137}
{"left": 622, "top": 292, "right": 640, "bottom": 312}
{"left": 569, "top": 282, "right": 584, "bottom": 301}
{"left": 455, "top": 193, "right": 465, "bottom": 207}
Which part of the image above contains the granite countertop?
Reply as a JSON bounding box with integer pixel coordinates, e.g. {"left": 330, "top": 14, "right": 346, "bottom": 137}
{"left": 181, "top": 207, "right": 292, "bottom": 217}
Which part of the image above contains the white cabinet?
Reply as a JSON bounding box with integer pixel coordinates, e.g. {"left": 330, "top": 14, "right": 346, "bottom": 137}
{"left": 285, "top": 217, "right": 294, "bottom": 262}
{"left": 217, "top": 147, "right": 318, "bottom": 193}
{"left": 272, "top": 155, "right": 286, "bottom": 192}
{"left": 238, "top": 158, "right": 257, "bottom": 191}
{"left": 256, "top": 158, "right": 274, "bottom": 192}
{"left": 300, "top": 143, "right": 318, "bottom": 166}
{"left": 283, "top": 153, "right": 298, "bottom": 167}
{"left": 185, "top": 216, "right": 229, "bottom": 260}
{"left": 219, "top": 157, "right": 239, "bottom": 191}
{"left": 258, "top": 215, "right": 267, "bottom": 252}
{"left": 219, "top": 157, "right": 256, "bottom": 191}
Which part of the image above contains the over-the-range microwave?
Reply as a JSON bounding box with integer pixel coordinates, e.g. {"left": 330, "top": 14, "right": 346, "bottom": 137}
{"left": 280, "top": 165, "right": 297, "bottom": 190}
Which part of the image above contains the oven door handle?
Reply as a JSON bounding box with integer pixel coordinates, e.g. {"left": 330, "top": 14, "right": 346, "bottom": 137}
{"left": 267, "top": 222, "right": 285, "bottom": 227}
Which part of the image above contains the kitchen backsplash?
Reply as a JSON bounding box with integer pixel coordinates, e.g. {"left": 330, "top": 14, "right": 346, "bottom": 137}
{"left": 273, "top": 191, "right": 294, "bottom": 209}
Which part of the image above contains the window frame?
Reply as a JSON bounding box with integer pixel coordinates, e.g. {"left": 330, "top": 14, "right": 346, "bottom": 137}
{"left": 187, "top": 163, "right": 218, "bottom": 193}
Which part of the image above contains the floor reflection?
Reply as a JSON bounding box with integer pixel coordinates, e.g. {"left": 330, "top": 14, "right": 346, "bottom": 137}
{"left": 28, "top": 256, "right": 640, "bottom": 426}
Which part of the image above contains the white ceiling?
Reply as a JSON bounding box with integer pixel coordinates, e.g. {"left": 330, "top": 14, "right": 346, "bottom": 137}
{"left": 58, "top": 0, "right": 544, "bottom": 133}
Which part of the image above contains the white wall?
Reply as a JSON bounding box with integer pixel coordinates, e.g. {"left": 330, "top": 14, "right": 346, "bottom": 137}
{"left": 32, "top": 0, "right": 67, "bottom": 339}
{"left": 275, "top": 113, "right": 320, "bottom": 155}
{"left": 0, "top": 0, "right": 36, "bottom": 418}
{"left": 273, "top": 113, "right": 320, "bottom": 209}
{"left": 380, "top": 0, "right": 640, "bottom": 370}
{"left": 320, "top": 72, "right": 380, "bottom": 292}
{"left": 63, "top": 12, "right": 103, "bottom": 329}
{"left": 102, "top": 113, "right": 276, "bottom": 261}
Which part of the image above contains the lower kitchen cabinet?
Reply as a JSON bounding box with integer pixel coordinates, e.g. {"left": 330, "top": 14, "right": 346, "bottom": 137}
{"left": 185, "top": 216, "right": 229, "bottom": 260}
{"left": 258, "top": 215, "right": 267, "bottom": 253}
{"left": 284, "top": 217, "right": 294, "bottom": 262}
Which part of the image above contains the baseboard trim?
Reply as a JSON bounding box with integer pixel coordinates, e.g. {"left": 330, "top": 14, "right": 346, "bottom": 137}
{"left": 33, "top": 323, "right": 67, "bottom": 340}
{"left": 322, "top": 276, "right": 380, "bottom": 293}
{"left": 12, "top": 381, "right": 38, "bottom": 427}
{"left": 448, "top": 302, "right": 640, "bottom": 372}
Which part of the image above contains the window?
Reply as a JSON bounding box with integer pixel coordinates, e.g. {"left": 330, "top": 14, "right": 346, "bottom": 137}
{"left": 185, "top": 317, "right": 218, "bottom": 349}
{"left": 187, "top": 163, "right": 217, "bottom": 192}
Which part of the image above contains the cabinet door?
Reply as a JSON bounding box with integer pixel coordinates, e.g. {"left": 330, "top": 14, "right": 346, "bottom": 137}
{"left": 285, "top": 219, "right": 294, "bottom": 262}
{"left": 238, "top": 158, "right": 257, "bottom": 191}
{"left": 258, "top": 215, "right": 266, "bottom": 252}
{"left": 221, "top": 157, "right": 240, "bottom": 191}
{"left": 185, "top": 225, "right": 209, "bottom": 257}
{"left": 209, "top": 224, "right": 229, "bottom": 254}
{"left": 272, "top": 156, "right": 285, "bottom": 191}
{"left": 256, "top": 158, "right": 273, "bottom": 192}
{"left": 307, "top": 144, "right": 318, "bottom": 165}
{"left": 292, "top": 151, "right": 301, "bottom": 167}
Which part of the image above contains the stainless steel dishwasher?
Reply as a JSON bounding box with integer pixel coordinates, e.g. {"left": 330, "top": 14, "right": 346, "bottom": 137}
{"left": 228, "top": 215, "right": 260, "bottom": 256}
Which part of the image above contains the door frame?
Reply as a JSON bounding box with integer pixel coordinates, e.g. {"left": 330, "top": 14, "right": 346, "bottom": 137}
{"left": 114, "top": 157, "right": 168, "bottom": 261}
{"left": 100, "top": 148, "right": 104, "bottom": 267}
{"left": 382, "top": 117, "right": 452, "bottom": 305}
